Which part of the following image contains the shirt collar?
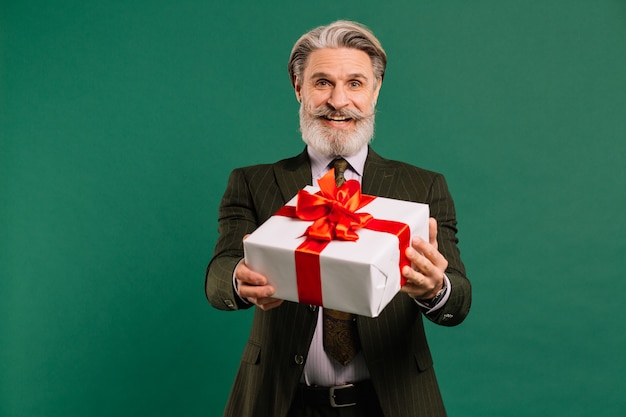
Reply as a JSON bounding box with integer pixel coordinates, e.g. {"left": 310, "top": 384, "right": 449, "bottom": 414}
{"left": 307, "top": 145, "right": 368, "bottom": 181}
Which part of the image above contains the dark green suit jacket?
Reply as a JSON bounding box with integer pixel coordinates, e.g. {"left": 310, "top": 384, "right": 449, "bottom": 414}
{"left": 206, "top": 147, "right": 472, "bottom": 417}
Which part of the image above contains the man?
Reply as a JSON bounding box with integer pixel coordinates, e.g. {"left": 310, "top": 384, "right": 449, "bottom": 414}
{"left": 206, "top": 20, "right": 472, "bottom": 417}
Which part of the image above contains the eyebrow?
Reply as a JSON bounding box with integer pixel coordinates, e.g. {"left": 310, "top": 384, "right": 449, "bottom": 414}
{"left": 309, "top": 72, "right": 369, "bottom": 81}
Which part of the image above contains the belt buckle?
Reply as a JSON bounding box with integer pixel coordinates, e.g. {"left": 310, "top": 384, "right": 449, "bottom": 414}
{"left": 329, "top": 383, "right": 356, "bottom": 408}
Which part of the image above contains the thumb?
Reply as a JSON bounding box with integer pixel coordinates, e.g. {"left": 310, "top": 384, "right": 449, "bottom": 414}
{"left": 429, "top": 218, "right": 438, "bottom": 249}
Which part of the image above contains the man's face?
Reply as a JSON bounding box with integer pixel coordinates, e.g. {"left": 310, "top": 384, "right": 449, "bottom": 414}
{"left": 295, "top": 48, "right": 382, "bottom": 157}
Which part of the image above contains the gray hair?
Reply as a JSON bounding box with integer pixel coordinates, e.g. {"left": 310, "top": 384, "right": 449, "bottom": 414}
{"left": 288, "top": 20, "right": 387, "bottom": 88}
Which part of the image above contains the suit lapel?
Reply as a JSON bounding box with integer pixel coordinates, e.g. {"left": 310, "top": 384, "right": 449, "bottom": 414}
{"left": 273, "top": 148, "right": 312, "bottom": 202}
{"left": 271, "top": 147, "right": 398, "bottom": 202}
{"left": 363, "top": 147, "right": 398, "bottom": 198}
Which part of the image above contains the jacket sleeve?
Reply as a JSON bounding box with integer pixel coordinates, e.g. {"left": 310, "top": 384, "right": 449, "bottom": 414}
{"left": 423, "top": 173, "right": 472, "bottom": 326}
{"left": 205, "top": 168, "right": 258, "bottom": 311}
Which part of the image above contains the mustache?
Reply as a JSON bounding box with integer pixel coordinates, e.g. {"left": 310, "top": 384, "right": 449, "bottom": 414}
{"left": 306, "top": 105, "right": 375, "bottom": 121}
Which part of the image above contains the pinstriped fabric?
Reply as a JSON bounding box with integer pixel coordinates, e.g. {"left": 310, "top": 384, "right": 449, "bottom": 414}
{"left": 207, "top": 151, "right": 316, "bottom": 417}
{"left": 206, "top": 147, "right": 471, "bottom": 417}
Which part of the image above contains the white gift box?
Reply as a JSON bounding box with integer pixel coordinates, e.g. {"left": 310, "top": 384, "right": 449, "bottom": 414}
{"left": 243, "top": 185, "right": 429, "bottom": 317}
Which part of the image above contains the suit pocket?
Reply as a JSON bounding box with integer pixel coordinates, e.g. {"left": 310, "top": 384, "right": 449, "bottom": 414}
{"left": 414, "top": 349, "right": 433, "bottom": 372}
{"left": 241, "top": 341, "right": 261, "bottom": 365}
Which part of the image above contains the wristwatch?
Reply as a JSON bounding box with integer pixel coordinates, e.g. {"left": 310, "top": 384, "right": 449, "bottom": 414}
{"left": 418, "top": 283, "right": 448, "bottom": 308}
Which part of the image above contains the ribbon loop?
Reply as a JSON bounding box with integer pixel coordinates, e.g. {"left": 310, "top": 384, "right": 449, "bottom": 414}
{"left": 295, "top": 170, "right": 374, "bottom": 242}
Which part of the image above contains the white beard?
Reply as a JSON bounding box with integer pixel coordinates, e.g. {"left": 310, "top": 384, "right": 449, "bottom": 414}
{"left": 299, "top": 102, "right": 376, "bottom": 157}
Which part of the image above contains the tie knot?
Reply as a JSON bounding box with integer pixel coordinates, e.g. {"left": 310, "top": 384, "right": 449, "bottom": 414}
{"left": 333, "top": 158, "right": 349, "bottom": 172}
{"left": 333, "top": 158, "right": 349, "bottom": 187}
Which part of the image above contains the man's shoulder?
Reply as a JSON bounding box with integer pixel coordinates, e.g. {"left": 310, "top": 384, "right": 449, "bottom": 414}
{"left": 234, "top": 149, "right": 308, "bottom": 175}
{"left": 227, "top": 150, "right": 311, "bottom": 200}
{"left": 367, "top": 148, "right": 442, "bottom": 178}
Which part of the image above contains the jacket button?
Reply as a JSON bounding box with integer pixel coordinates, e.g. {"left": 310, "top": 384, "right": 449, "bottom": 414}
{"left": 224, "top": 300, "right": 235, "bottom": 309}
{"left": 294, "top": 355, "right": 304, "bottom": 365}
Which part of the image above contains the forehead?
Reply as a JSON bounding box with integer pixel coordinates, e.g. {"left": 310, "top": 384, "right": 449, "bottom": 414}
{"left": 303, "top": 48, "right": 374, "bottom": 79}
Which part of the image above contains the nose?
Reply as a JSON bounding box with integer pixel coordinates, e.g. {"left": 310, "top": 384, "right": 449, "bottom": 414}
{"left": 327, "top": 85, "right": 349, "bottom": 110}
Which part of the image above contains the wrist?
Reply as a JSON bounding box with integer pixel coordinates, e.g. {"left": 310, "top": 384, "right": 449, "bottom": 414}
{"left": 416, "top": 281, "right": 447, "bottom": 307}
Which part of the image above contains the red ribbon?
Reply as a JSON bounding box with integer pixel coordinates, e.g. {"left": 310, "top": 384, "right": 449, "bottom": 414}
{"left": 275, "top": 169, "right": 411, "bottom": 306}
{"left": 296, "top": 169, "right": 375, "bottom": 241}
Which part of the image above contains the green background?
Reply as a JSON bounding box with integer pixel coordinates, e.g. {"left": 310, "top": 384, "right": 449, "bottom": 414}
{"left": 2, "top": 0, "right": 625, "bottom": 416}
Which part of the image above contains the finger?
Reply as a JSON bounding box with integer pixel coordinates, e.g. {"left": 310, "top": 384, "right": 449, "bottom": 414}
{"left": 429, "top": 218, "right": 438, "bottom": 249}
{"left": 256, "top": 298, "right": 284, "bottom": 311}
{"left": 402, "top": 263, "right": 428, "bottom": 289}
{"left": 238, "top": 283, "right": 275, "bottom": 300}
{"left": 400, "top": 282, "right": 430, "bottom": 299}
{"left": 404, "top": 245, "right": 425, "bottom": 275}
{"left": 402, "top": 261, "right": 437, "bottom": 289}
{"left": 401, "top": 263, "right": 444, "bottom": 298}
{"left": 401, "top": 281, "right": 442, "bottom": 301}
{"left": 235, "top": 261, "right": 268, "bottom": 286}
{"left": 411, "top": 237, "right": 447, "bottom": 271}
{"left": 405, "top": 241, "right": 433, "bottom": 273}
{"left": 247, "top": 296, "right": 283, "bottom": 311}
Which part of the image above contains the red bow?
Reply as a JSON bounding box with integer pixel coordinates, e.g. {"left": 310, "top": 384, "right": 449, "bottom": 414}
{"left": 295, "top": 169, "right": 374, "bottom": 241}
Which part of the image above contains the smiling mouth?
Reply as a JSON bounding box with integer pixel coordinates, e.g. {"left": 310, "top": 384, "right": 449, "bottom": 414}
{"left": 322, "top": 115, "right": 353, "bottom": 122}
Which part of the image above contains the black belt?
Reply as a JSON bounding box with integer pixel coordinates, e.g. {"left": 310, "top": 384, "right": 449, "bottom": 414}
{"left": 295, "top": 381, "right": 376, "bottom": 408}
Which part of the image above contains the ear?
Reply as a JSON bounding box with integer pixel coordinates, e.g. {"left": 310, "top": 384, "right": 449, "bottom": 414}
{"left": 294, "top": 75, "right": 302, "bottom": 102}
{"left": 372, "top": 77, "right": 383, "bottom": 105}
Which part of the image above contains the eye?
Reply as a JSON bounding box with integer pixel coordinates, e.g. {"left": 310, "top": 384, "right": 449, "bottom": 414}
{"left": 349, "top": 80, "right": 362, "bottom": 88}
{"left": 315, "top": 79, "right": 331, "bottom": 87}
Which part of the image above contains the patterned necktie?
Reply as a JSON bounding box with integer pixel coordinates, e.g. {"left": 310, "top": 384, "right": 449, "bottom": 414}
{"left": 322, "top": 158, "right": 361, "bottom": 366}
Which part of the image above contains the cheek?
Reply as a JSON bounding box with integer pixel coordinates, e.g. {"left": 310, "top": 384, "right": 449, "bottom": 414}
{"left": 303, "top": 90, "right": 331, "bottom": 107}
{"left": 354, "top": 98, "right": 375, "bottom": 112}
{"left": 352, "top": 91, "right": 377, "bottom": 109}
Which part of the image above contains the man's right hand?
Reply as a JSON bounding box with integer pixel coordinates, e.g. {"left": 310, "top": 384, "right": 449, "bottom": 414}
{"left": 235, "top": 260, "right": 284, "bottom": 311}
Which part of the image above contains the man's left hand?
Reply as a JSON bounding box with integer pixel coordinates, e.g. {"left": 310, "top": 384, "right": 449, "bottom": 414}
{"left": 400, "top": 218, "right": 448, "bottom": 301}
